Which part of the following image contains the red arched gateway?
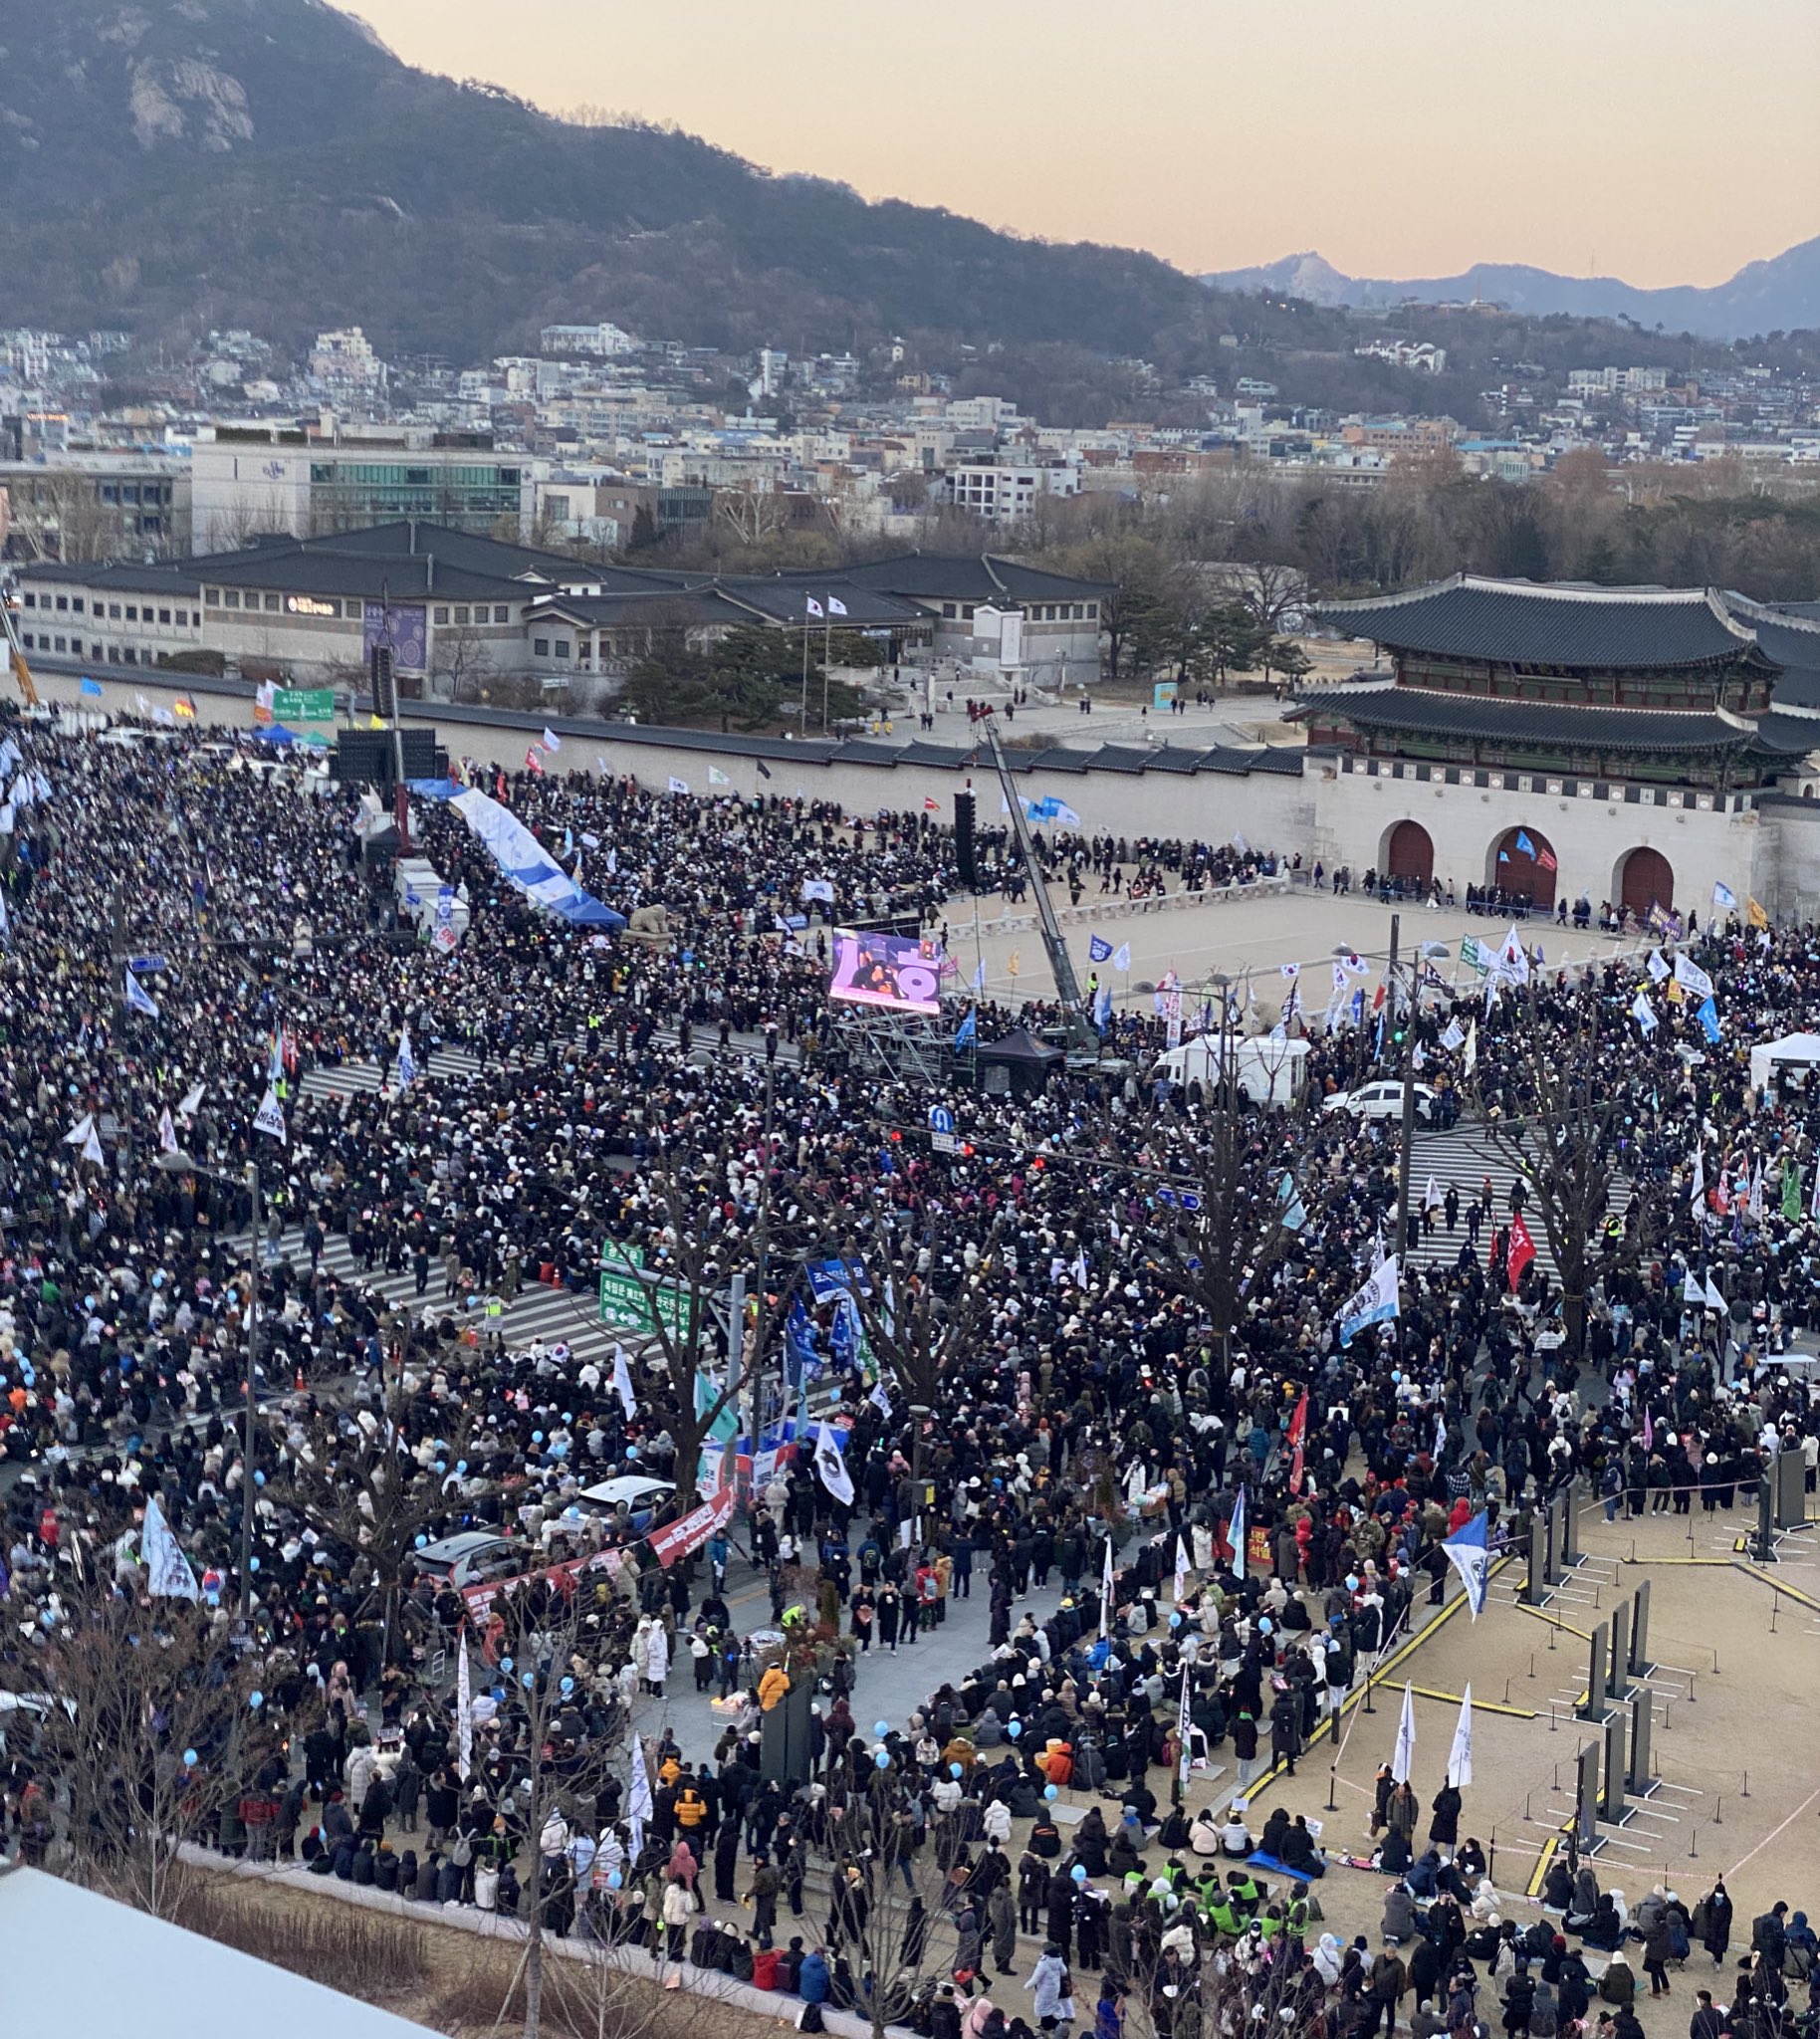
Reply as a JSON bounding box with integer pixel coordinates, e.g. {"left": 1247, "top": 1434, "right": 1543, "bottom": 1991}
{"left": 1384, "top": 818, "right": 1435, "bottom": 888}
{"left": 1491, "top": 825, "right": 1557, "bottom": 909}
{"left": 1618, "top": 847, "right": 1674, "bottom": 922}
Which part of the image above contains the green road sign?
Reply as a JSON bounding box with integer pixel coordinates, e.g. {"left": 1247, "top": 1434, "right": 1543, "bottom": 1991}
{"left": 274, "top": 687, "right": 335, "bottom": 722}
{"left": 598, "top": 1257, "right": 690, "bottom": 1335}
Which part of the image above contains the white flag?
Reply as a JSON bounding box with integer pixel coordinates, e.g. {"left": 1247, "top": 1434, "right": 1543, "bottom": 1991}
{"left": 157, "top": 1107, "right": 178, "bottom": 1154}
{"left": 456, "top": 1638, "right": 474, "bottom": 1781}
{"left": 612, "top": 1342, "right": 638, "bottom": 1420}
{"left": 176, "top": 1081, "right": 205, "bottom": 1121}
{"left": 805, "top": 596, "right": 824, "bottom": 619}
{"left": 813, "top": 1420, "right": 854, "bottom": 1504}
{"left": 827, "top": 595, "right": 848, "bottom": 617}
{"left": 668, "top": 777, "right": 689, "bottom": 795}
{"left": 1174, "top": 1532, "right": 1190, "bottom": 1603}
{"left": 1463, "top": 1020, "right": 1478, "bottom": 1075}
{"left": 254, "top": 1084, "right": 287, "bottom": 1146}
{"left": 868, "top": 1380, "right": 893, "bottom": 1420}
{"left": 1647, "top": 947, "right": 1671, "bottom": 983}
{"left": 1705, "top": 1273, "right": 1725, "bottom": 1312}
{"left": 1338, "top": 1254, "right": 1401, "bottom": 1347}
{"left": 1712, "top": 881, "right": 1737, "bottom": 911}
{"left": 1228, "top": 1483, "right": 1248, "bottom": 1575}
{"left": 140, "top": 1494, "right": 200, "bottom": 1601}
{"left": 1178, "top": 1663, "right": 1194, "bottom": 1789}
{"left": 1392, "top": 1680, "right": 1417, "bottom": 1783}
{"left": 627, "top": 1735, "right": 654, "bottom": 1863}
{"left": 1447, "top": 1685, "right": 1475, "bottom": 1788}
{"left": 82, "top": 1126, "right": 105, "bottom": 1166}
{"left": 542, "top": 727, "right": 563, "bottom": 752}
{"left": 708, "top": 766, "right": 731, "bottom": 787}
{"left": 397, "top": 1026, "right": 416, "bottom": 1087}
{"left": 1112, "top": 943, "right": 1131, "bottom": 973}
{"left": 1424, "top": 1175, "right": 1444, "bottom": 1211}
{"left": 1100, "top": 1534, "right": 1115, "bottom": 1639}
{"left": 1439, "top": 1019, "right": 1465, "bottom": 1052}
{"left": 1632, "top": 989, "right": 1657, "bottom": 1035}
{"left": 64, "top": 1112, "right": 95, "bottom": 1148}
{"left": 1674, "top": 953, "right": 1714, "bottom": 1001}
{"left": 1691, "top": 1146, "right": 1706, "bottom": 1212}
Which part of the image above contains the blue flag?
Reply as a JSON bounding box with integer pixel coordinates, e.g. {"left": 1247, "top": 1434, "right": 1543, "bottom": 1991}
{"left": 1093, "top": 983, "right": 1112, "bottom": 1034}
{"left": 123, "top": 968, "right": 159, "bottom": 1019}
{"left": 1088, "top": 934, "right": 1114, "bottom": 964}
{"left": 954, "top": 1005, "right": 978, "bottom": 1050}
{"left": 80, "top": 676, "right": 104, "bottom": 698}
{"left": 397, "top": 1026, "right": 416, "bottom": 1085}
{"left": 1515, "top": 829, "right": 1536, "bottom": 857}
{"left": 1697, "top": 995, "right": 1721, "bottom": 1044}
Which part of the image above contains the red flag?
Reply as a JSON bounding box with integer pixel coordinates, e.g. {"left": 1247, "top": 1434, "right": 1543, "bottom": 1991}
{"left": 923, "top": 796, "right": 939, "bottom": 811}
{"left": 525, "top": 746, "right": 545, "bottom": 776}
{"left": 1536, "top": 844, "right": 1558, "bottom": 871}
{"left": 1506, "top": 1212, "right": 1535, "bottom": 1291}
{"left": 1372, "top": 982, "right": 1387, "bottom": 1014}
{"left": 1287, "top": 1387, "right": 1309, "bottom": 1493}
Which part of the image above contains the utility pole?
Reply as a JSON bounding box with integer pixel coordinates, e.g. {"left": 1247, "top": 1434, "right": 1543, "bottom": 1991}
{"left": 1390, "top": 912, "right": 1417, "bottom": 1263}
{"left": 241, "top": 1158, "right": 260, "bottom": 1618}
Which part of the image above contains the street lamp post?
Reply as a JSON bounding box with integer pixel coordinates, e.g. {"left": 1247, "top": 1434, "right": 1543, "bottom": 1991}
{"left": 158, "top": 1149, "right": 260, "bottom": 1618}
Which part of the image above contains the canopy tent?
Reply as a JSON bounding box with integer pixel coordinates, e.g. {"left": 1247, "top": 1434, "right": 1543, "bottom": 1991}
{"left": 977, "top": 1026, "right": 1064, "bottom": 1097}
{"left": 252, "top": 724, "right": 327, "bottom": 749}
{"left": 1749, "top": 1031, "right": 1820, "bottom": 1095}
{"left": 407, "top": 780, "right": 624, "bottom": 931}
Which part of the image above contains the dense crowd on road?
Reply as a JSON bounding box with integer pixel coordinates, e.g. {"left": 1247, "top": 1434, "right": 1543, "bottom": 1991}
{"left": 0, "top": 716, "right": 1814, "bottom": 2039}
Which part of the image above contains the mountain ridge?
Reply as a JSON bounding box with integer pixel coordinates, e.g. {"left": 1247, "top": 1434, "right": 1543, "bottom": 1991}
{"left": 1203, "top": 243, "right": 1820, "bottom": 340}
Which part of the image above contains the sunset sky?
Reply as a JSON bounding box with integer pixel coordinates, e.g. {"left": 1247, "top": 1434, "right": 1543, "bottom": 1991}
{"left": 347, "top": 0, "right": 1817, "bottom": 289}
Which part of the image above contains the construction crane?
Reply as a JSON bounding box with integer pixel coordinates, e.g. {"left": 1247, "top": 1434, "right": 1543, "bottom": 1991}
{"left": 969, "top": 704, "right": 1098, "bottom": 1051}
{"left": 0, "top": 596, "right": 39, "bottom": 707}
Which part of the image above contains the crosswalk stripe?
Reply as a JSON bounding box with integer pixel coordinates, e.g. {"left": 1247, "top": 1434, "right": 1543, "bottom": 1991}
{"left": 1403, "top": 1129, "right": 1625, "bottom": 1286}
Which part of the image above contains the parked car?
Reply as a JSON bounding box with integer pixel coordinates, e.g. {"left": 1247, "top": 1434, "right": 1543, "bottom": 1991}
{"left": 1321, "top": 1079, "right": 1440, "bottom": 1125}
{"left": 408, "top": 1531, "right": 527, "bottom": 1590}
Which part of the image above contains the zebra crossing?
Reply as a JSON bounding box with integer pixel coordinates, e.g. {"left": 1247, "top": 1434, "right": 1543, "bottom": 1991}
{"left": 1400, "top": 1127, "right": 1625, "bottom": 1286}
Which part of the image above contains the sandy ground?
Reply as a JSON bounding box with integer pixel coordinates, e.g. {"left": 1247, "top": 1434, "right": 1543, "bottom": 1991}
{"left": 939, "top": 887, "right": 1642, "bottom": 1015}
{"left": 1181, "top": 1498, "right": 1820, "bottom": 2036}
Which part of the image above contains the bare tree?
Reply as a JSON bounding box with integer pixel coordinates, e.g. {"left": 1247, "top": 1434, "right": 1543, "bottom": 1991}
{"left": 268, "top": 1376, "right": 493, "bottom": 1670}
{"left": 1, "top": 1563, "right": 303, "bottom": 1919}
{"left": 1466, "top": 974, "right": 1668, "bottom": 1352}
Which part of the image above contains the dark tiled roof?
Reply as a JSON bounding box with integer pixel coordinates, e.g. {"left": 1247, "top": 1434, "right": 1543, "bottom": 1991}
{"left": 1011, "top": 746, "right": 1092, "bottom": 774}
{"left": 792, "top": 552, "right": 1112, "bottom": 601}
{"left": 21, "top": 560, "right": 199, "bottom": 595}
{"left": 1291, "top": 684, "right": 1763, "bottom": 754}
{"left": 1317, "top": 574, "right": 1755, "bottom": 670}
{"left": 713, "top": 583, "right": 926, "bottom": 627}
{"left": 1751, "top": 711, "right": 1820, "bottom": 756}
{"left": 893, "top": 741, "right": 976, "bottom": 769}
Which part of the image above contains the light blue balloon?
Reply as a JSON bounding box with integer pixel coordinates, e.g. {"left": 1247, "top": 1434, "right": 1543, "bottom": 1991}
{"left": 415, "top": 1534, "right": 428, "bottom": 1548}
{"left": 249, "top": 1692, "right": 264, "bottom": 1708}
{"left": 607, "top": 1870, "right": 623, "bottom": 1890}
{"left": 249, "top": 1557, "right": 260, "bottom": 1572}
{"left": 501, "top": 1656, "right": 514, "bottom": 1672}
{"left": 456, "top": 1461, "right": 468, "bottom": 1475}
{"left": 183, "top": 1748, "right": 198, "bottom": 1767}
{"left": 561, "top": 1677, "right": 574, "bottom": 1694}
{"left": 434, "top": 1462, "right": 447, "bottom": 1474}
{"left": 875, "top": 1748, "right": 891, "bottom": 1769}
{"left": 1008, "top": 1721, "right": 1022, "bottom": 1739}
{"left": 253, "top": 1471, "right": 266, "bottom": 1486}
{"left": 950, "top": 1762, "right": 963, "bottom": 1778}
{"left": 1044, "top": 1784, "right": 1058, "bottom": 1801}
{"left": 532, "top": 1431, "right": 544, "bottom": 1445}
{"left": 874, "top": 1720, "right": 890, "bottom": 1737}
{"left": 1072, "top": 1864, "right": 1088, "bottom": 1883}
{"left": 523, "top": 1672, "right": 535, "bottom": 1688}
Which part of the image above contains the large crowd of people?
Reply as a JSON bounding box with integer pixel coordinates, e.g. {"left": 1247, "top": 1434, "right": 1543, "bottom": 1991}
{"left": 0, "top": 713, "right": 1815, "bottom": 2039}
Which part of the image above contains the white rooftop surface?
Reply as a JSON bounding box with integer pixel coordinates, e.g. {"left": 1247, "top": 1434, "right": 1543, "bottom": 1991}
{"left": 0, "top": 1866, "right": 446, "bottom": 2039}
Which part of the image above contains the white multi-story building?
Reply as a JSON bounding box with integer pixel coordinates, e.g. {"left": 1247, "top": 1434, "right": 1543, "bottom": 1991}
{"left": 539, "top": 322, "right": 639, "bottom": 358}
{"left": 940, "top": 457, "right": 1079, "bottom": 524}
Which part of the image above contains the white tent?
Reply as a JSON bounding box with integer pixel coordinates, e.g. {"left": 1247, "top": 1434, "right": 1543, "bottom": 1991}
{"left": 1748, "top": 1031, "right": 1820, "bottom": 1096}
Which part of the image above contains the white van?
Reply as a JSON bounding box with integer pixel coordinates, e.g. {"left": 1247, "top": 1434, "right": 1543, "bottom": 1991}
{"left": 1154, "top": 1034, "right": 1308, "bottom": 1109}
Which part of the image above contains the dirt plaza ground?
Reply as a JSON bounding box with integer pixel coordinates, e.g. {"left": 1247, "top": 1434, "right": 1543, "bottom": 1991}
{"left": 1151, "top": 1495, "right": 1820, "bottom": 2033}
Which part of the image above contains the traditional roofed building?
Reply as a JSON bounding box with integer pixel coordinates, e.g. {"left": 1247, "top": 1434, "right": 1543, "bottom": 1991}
{"left": 1291, "top": 574, "right": 1820, "bottom": 917}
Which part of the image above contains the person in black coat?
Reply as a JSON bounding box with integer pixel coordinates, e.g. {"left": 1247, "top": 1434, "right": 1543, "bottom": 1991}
{"left": 1046, "top": 1869, "right": 1076, "bottom": 1962}
{"left": 1429, "top": 1784, "right": 1462, "bottom": 1850}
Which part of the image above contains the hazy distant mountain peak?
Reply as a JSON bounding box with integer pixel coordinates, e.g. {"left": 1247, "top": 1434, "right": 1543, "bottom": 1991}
{"left": 1204, "top": 241, "right": 1820, "bottom": 340}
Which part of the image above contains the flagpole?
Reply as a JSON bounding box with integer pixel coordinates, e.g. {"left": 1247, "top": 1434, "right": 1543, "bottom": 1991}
{"left": 799, "top": 613, "right": 811, "bottom": 732}
{"left": 822, "top": 612, "right": 833, "bottom": 732}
